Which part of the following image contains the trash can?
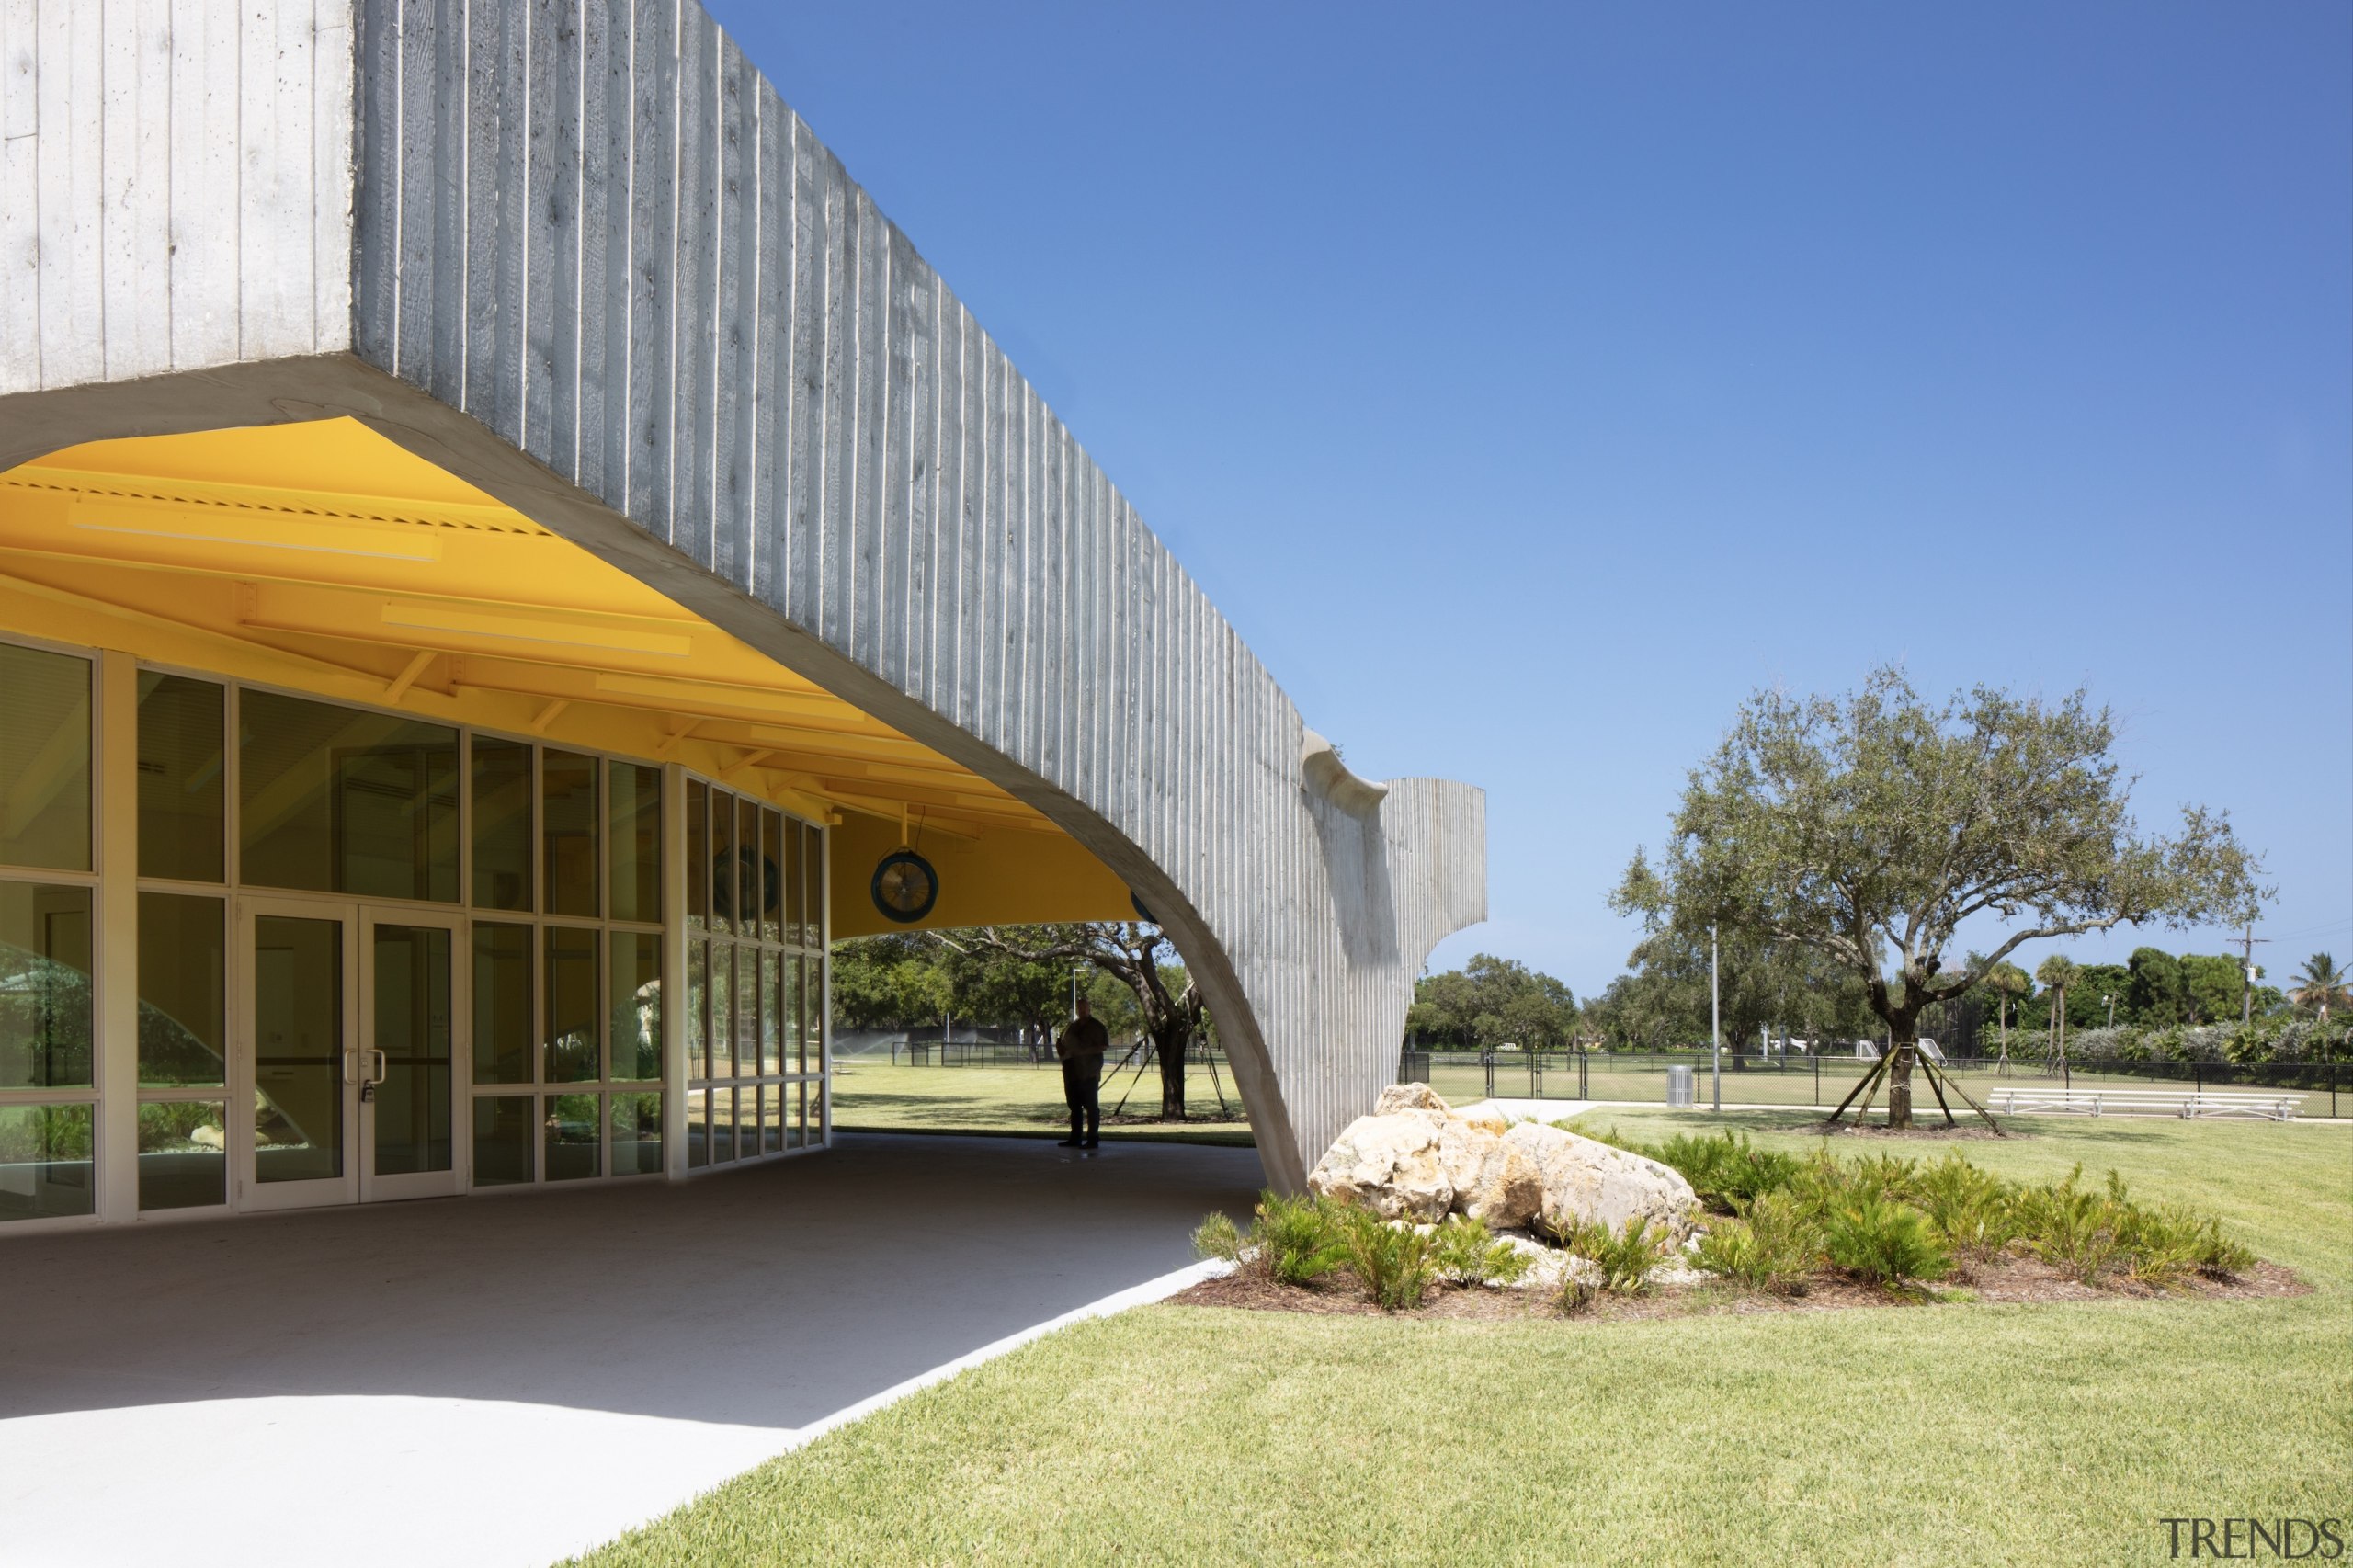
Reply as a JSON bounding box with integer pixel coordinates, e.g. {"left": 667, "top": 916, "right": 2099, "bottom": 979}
{"left": 1667, "top": 1064, "right": 1695, "bottom": 1108}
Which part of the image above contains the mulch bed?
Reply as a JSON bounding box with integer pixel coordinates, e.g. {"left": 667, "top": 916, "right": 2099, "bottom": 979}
{"left": 1167, "top": 1257, "right": 2307, "bottom": 1324}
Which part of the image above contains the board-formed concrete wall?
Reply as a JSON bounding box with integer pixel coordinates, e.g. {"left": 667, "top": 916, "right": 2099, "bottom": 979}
{"left": 0, "top": 0, "right": 1485, "bottom": 1188}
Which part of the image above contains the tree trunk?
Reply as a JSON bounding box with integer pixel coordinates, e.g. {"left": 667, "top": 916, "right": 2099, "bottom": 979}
{"left": 1155, "top": 1024, "right": 1188, "bottom": 1119}
{"left": 1880, "top": 1004, "right": 1924, "bottom": 1129}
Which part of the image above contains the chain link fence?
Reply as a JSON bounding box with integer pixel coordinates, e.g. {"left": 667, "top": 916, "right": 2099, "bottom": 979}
{"left": 1396, "top": 1048, "right": 2349, "bottom": 1119}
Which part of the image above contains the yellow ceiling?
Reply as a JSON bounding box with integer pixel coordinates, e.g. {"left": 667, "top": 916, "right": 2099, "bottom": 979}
{"left": 0, "top": 417, "right": 1065, "bottom": 858}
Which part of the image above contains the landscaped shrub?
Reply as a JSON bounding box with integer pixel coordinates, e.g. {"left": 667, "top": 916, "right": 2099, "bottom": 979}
{"left": 1646, "top": 1131, "right": 1801, "bottom": 1211}
{"left": 1191, "top": 1211, "right": 1244, "bottom": 1262}
{"left": 1560, "top": 1215, "right": 1671, "bottom": 1295}
{"left": 1697, "top": 1190, "right": 1821, "bottom": 1293}
{"left": 1430, "top": 1215, "right": 1530, "bottom": 1287}
{"left": 1336, "top": 1206, "right": 1438, "bottom": 1311}
{"left": 1913, "top": 1152, "right": 2022, "bottom": 1260}
{"left": 2014, "top": 1166, "right": 2122, "bottom": 1284}
{"left": 1253, "top": 1192, "right": 1346, "bottom": 1286}
{"left": 1822, "top": 1196, "right": 1952, "bottom": 1290}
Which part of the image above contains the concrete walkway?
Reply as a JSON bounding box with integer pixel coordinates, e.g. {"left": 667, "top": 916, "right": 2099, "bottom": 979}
{"left": 0, "top": 1133, "right": 1263, "bottom": 1567}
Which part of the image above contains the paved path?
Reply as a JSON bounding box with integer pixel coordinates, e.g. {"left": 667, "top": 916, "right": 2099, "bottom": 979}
{"left": 0, "top": 1133, "right": 1262, "bottom": 1567}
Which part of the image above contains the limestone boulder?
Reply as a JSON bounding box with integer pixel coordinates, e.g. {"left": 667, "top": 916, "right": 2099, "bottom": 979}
{"left": 1436, "top": 1118, "right": 1543, "bottom": 1228}
{"left": 1501, "top": 1121, "right": 1701, "bottom": 1242}
{"left": 1373, "top": 1082, "right": 1451, "bottom": 1117}
{"left": 1307, "top": 1111, "right": 1453, "bottom": 1221}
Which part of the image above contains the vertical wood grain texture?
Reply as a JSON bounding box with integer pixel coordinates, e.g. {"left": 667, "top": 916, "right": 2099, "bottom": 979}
{"left": 13, "top": 0, "right": 1484, "bottom": 1181}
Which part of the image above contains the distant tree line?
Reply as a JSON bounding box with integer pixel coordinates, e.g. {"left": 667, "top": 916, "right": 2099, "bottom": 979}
{"left": 1406, "top": 944, "right": 2343, "bottom": 1060}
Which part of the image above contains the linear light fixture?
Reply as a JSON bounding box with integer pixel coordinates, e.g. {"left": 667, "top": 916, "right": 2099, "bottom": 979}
{"left": 70, "top": 498, "right": 442, "bottom": 562}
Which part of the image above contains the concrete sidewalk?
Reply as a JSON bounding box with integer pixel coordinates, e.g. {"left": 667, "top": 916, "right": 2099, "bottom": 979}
{"left": 0, "top": 1133, "right": 1263, "bottom": 1567}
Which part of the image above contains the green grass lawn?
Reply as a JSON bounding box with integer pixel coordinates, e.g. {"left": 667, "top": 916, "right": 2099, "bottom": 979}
{"left": 829, "top": 1057, "right": 1255, "bottom": 1145}
{"left": 575, "top": 1112, "right": 2351, "bottom": 1566}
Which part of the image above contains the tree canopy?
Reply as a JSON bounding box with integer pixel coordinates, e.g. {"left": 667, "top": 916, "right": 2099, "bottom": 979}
{"left": 1614, "top": 666, "right": 2268, "bottom": 1126}
{"left": 1407, "top": 954, "right": 1576, "bottom": 1050}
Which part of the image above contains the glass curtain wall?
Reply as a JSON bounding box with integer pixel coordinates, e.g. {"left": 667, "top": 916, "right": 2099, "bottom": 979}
{"left": 683, "top": 778, "right": 826, "bottom": 1169}
{"left": 0, "top": 626, "right": 835, "bottom": 1226}
{"left": 0, "top": 642, "right": 97, "bottom": 1222}
{"left": 466, "top": 749, "right": 668, "bottom": 1186}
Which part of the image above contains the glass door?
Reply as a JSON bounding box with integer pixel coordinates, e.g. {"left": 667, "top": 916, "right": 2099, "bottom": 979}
{"left": 235, "top": 899, "right": 359, "bottom": 1211}
{"left": 358, "top": 912, "right": 462, "bottom": 1201}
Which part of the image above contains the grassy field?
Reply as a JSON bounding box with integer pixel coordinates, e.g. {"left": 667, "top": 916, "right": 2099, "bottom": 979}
{"left": 829, "top": 1056, "right": 1255, "bottom": 1145}
{"left": 575, "top": 1111, "right": 2350, "bottom": 1566}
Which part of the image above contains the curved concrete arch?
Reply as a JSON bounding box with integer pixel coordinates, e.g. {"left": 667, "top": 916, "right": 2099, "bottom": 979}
{"left": 0, "top": 0, "right": 1484, "bottom": 1189}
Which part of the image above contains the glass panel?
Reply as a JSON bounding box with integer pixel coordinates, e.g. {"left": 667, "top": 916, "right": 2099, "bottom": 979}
{"left": 239, "top": 690, "right": 459, "bottom": 901}
{"left": 736, "top": 799, "right": 757, "bottom": 946}
{"left": 708, "top": 789, "right": 733, "bottom": 935}
{"left": 803, "top": 823, "right": 824, "bottom": 945}
{"left": 686, "top": 1085, "right": 709, "bottom": 1168}
{"left": 759, "top": 809, "right": 782, "bottom": 943}
{"left": 737, "top": 1085, "right": 763, "bottom": 1157}
{"left": 0, "top": 643, "right": 91, "bottom": 872}
{"left": 472, "top": 1095, "right": 534, "bottom": 1186}
{"left": 685, "top": 778, "right": 708, "bottom": 934}
{"left": 136, "top": 673, "right": 225, "bottom": 882}
{"left": 472, "top": 923, "right": 534, "bottom": 1085}
{"left": 785, "top": 1080, "right": 806, "bottom": 1150}
{"left": 784, "top": 814, "right": 805, "bottom": 947}
{"left": 710, "top": 944, "right": 733, "bottom": 1079}
{"left": 0, "top": 1103, "right": 95, "bottom": 1221}
{"left": 0, "top": 882, "right": 93, "bottom": 1088}
{"left": 138, "top": 1101, "right": 226, "bottom": 1210}
{"left": 760, "top": 1083, "right": 782, "bottom": 1154}
{"left": 608, "top": 931, "right": 661, "bottom": 1081}
{"left": 608, "top": 762, "right": 661, "bottom": 925}
{"left": 809, "top": 954, "right": 825, "bottom": 1071}
{"left": 759, "top": 949, "right": 781, "bottom": 1076}
{"left": 372, "top": 925, "right": 453, "bottom": 1176}
{"left": 471, "top": 738, "right": 533, "bottom": 911}
{"left": 252, "top": 915, "right": 344, "bottom": 1184}
{"left": 541, "top": 751, "right": 599, "bottom": 917}
{"left": 139, "top": 892, "right": 225, "bottom": 1086}
{"left": 784, "top": 953, "right": 802, "bottom": 1074}
{"left": 543, "top": 926, "right": 598, "bottom": 1083}
{"left": 734, "top": 942, "right": 757, "bottom": 1082}
{"left": 709, "top": 1085, "right": 735, "bottom": 1163}
{"left": 544, "top": 1092, "right": 600, "bottom": 1180}
{"left": 609, "top": 1091, "right": 662, "bottom": 1176}
{"left": 687, "top": 939, "right": 709, "bottom": 1080}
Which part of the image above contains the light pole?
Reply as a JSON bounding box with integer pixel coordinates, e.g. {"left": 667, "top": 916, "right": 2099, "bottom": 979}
{"left": 2104, "top": 994, "right": 2115, "bottom": 1028}
{"left": 1070, "top": 964, "right": 1087, "bottom": 1019}
{"left": 1710, "top": 924, "right": 1722, "bottom": 1113}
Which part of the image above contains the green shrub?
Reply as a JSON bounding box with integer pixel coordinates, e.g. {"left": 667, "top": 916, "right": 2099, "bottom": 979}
{"left": 1822, "top": 1197, "right": 1952, "bottom": 1290}
{"left": 1252, "top": 1192, "right": 1346, "bottom": 1286}
{"left": 1561, "top": 1215, "right": 1671, "bottom": 1295}
{"left": 1647, "top": 1131, "right": 1801, "bottom": 1211}
{"left": 1429, "top": 1215, "right": 1529, "bottom": 1287}
{"left": 2112, "top": 1201, "right": 2207, "bottom": 1288}
{"left": 2014, "top": 1165, "right": 2121, "bottom": 1284}
{"left": 2192, "top": 1214, "right": 2258, "bottom": 1278}
{"left": 1913, "top": 1152, "right": 2022, "bottom": 1260}
{"left": 1190, "top": 1211, "right": 1244, "bottom": 1262}
{"left": 1697, "top": 1189, "right": 1821, "bottom": 1293}
{"left": 1336, "top": 1207, "right": 1438, "bottom": 1311}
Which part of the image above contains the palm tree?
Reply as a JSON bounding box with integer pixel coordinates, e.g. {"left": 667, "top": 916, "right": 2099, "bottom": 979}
{"left": 2036, "top": 955, "right": 2078, "bottom": 1085}
{"left": 1985, "top": 960, "right": 2031, "bottom": 1074}
{"left": 2289, "top": 953, "right": 2350, "bottom": 1023}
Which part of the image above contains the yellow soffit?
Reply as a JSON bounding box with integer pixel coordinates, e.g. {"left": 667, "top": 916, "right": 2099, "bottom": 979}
{"left": 0, "top": 418, "right": 1058, "bottom": 842}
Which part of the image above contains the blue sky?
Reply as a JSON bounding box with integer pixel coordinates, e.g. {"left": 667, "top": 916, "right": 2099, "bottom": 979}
{"left": 705, "top": 2, "right": 2353, "bottom": 999}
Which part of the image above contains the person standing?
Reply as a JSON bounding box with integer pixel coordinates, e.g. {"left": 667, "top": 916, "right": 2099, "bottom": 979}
{"left": 1055, "top": 998, "right": 1110, "bottom": 1149}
